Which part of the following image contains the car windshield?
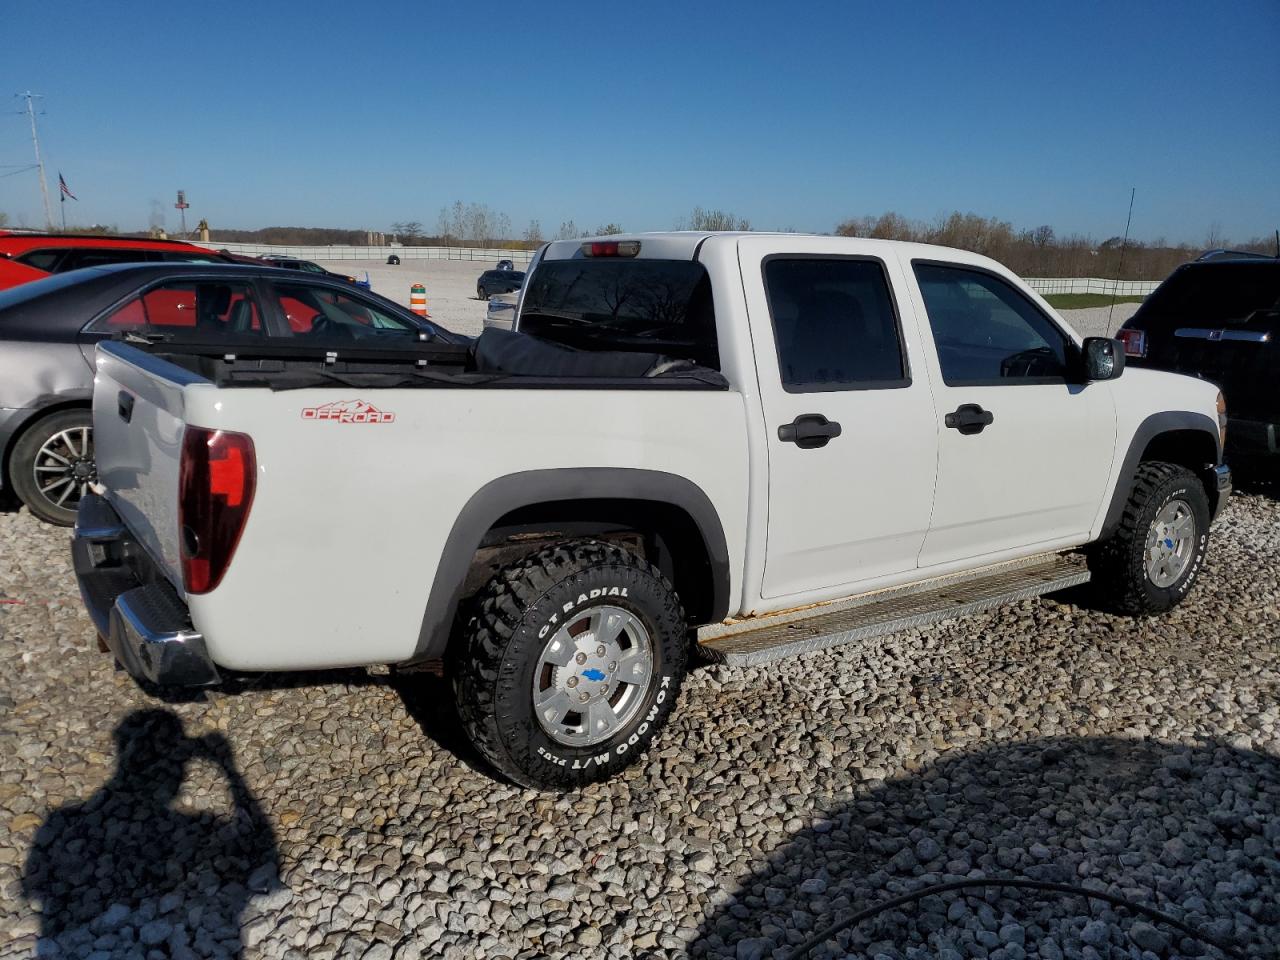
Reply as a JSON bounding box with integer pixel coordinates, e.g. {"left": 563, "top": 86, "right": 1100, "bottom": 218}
{"left": 1139, "top": 263, "right": 1280, "bottom": 327}
{"left": 520, "top": 258, "right": 717, "bottom": 367}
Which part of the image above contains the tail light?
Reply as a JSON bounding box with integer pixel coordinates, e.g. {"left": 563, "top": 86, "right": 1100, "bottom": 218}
{"left": 179, "top": 427, "right": 256, "bottom": 594}
{"left": 1117, "top": 328, "right": 1147, "bottom": 358}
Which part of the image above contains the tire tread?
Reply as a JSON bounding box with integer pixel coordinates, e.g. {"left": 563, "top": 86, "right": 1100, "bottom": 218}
{"left": 452, "top": 539, "right": 686, "bottom": 789}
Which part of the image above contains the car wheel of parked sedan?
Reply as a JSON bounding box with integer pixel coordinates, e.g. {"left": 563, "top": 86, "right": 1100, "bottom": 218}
{"left": 477, "top": 285, "right": 489, "bottom": 301}
{"left": 10, "top": 408, "right": 95, "bottom": 526}
{"left": 452, "top": 539, "right": 689, "bottom": 790}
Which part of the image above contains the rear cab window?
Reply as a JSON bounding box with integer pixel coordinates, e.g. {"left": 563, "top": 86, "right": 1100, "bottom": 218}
{"left": 1136, "top": 263, "right": 1280, "bottom": 329}
{"left": 520, "top": 257, "right": 718, "bottom": 369}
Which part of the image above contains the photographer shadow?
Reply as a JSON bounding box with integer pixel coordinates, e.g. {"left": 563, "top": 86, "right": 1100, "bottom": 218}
{"left": 23, "top": 709, "right": 280, "bottom": 958}
{"left": 694, "top": 737, "right": 1279, "bottom": 959}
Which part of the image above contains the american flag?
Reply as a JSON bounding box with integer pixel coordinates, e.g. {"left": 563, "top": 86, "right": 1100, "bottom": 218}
{"left": 58, "top": 172, "right": 77, "bottom": 201}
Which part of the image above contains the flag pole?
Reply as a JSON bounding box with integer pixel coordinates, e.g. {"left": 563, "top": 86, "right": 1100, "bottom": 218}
{"left": 60, "top": 190, "right": 66, "bottom": 231}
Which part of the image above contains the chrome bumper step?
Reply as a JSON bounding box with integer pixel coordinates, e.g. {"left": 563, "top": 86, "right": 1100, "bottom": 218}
{"left": 698, "top": 554, "right": 1090, "bottom": 667}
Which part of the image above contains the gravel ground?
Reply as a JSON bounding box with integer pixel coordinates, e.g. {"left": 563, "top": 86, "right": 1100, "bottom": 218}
{"left": 1, "top": 485, "right": 1277, "bottom": 960}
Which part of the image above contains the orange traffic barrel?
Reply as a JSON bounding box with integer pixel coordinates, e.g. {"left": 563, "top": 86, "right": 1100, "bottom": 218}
{"left": 410, "top": 283, "right": 428, "bottom": 316}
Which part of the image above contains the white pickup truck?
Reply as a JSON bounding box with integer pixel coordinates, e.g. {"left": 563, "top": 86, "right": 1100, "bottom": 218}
{"left": 74, "top": 233, "right": 1231, "bottom": 789}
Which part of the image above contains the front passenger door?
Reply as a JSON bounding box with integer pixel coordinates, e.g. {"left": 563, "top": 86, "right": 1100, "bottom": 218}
{"left": 908, "top": 260, "right": 1116, "bottom": 567}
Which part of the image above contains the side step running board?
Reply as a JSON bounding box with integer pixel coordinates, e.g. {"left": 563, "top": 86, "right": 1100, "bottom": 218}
{"left": 698, "top": 554, "right": 1090, "bottom": 667}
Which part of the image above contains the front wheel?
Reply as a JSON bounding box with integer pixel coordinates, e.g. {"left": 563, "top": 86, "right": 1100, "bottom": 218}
{"left": 10, "top": 409, "right": 95, "bottom": 526}
{"left": 476, "top": 286, "right": 489, "bottom": 301}
{"left": 1087, "top": 461, "right": 1211, "bottom": 615}
{"left": 453, "top": 539, "right": 689, "bottom": 789}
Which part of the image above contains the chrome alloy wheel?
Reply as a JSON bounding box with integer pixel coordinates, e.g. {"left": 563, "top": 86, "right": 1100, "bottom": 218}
{"left": 532, "top": 605, "right": 655, "bottom": 748}
{"left": 33, "top": 426, "right": 95, "bottom": 511}
{"left": 1144, "top": 498, "right": 1196, "bottom": 588}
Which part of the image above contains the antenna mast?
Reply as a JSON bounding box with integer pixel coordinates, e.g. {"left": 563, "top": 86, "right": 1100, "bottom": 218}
{"left": 18, "top": 92, "right": 53, "bottom": 230}
{"left": 1107, "top": 187, "right": 1136, "bottom": 332}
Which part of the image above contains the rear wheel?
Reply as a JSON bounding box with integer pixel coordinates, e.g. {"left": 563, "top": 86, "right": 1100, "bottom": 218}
{"left": 1087, "top": 461, "right": 1210, "bottom": 615}
{"left": 10, "top": 409, "right": 95, "bottom": 526}
{"left": 453, "top": 539, "right": 689, "bottom": 789}
{"left": 477, "top": 285, "right": 489, "bottom": 301}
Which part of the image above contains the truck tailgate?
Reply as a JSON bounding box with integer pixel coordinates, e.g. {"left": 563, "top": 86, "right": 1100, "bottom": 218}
{"left": 93, "top": 343, "right": 201, "bottom": 591}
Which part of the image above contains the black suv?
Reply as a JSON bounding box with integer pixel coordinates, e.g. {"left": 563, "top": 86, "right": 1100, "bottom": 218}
{"left": 476, "top": 269, "right": 524, "bottom": 301}
{"left": 1118, "top": 252, "right": 1280, "bottom": 465}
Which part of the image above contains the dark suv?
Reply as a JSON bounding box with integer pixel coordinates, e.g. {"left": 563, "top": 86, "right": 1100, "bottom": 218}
{"left": 1118, "top": 252, "right": 1280, "bottom": 465}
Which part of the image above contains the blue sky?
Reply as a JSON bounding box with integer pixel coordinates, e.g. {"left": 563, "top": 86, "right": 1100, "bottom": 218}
{"left": 2, "top": 0, "right": 1277, "bottom": 244}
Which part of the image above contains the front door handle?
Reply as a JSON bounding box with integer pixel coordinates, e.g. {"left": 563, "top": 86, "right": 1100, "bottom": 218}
{"left": 945, "top": 403, "right": 994, "bottom": 435}
{"left": 778, "top": 413, "right": 842, "bottom": 449}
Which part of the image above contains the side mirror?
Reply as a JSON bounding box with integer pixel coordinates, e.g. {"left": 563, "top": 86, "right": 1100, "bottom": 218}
{"left": 1083, "top": 336, "right": 1124, "bottom": 381}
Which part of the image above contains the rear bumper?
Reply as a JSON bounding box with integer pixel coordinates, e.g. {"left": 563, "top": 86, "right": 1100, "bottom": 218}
{"left": 1226, "top": 417, "right": 1279, "bottom": 458}
{"left": 72, "top": 492, "right": 220, "bottom": 686}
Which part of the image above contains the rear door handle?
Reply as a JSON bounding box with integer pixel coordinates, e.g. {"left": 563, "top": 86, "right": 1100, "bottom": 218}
{"left": 117, "top": 391, "right": 135, "bottom": 423}
{"left": 945, "top": 403, "right": 994, "bottom": 435}
{"left": 778, "top": 413, "right": 842, "bottom": 449}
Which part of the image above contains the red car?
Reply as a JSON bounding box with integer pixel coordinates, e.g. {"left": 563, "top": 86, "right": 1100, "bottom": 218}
{"left": 0, "top": 231, "right": 230, "bottom": 291}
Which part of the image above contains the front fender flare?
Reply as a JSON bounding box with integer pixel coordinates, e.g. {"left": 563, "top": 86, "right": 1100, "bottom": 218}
{"left": 1099, "top": 411, "right": 1222, "bottom": 538}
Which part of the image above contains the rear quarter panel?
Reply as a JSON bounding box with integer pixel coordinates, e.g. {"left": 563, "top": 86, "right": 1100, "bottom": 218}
{"left": 182, "top": 386, "right": 750, "bottom": 671}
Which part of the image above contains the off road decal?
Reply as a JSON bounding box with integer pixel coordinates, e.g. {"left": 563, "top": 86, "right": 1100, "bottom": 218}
{"left": 301, "top": 400, "right": 396, "bottom": 424}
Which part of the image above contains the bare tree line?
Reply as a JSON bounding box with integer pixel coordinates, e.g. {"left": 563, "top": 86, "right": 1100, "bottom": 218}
{"left": 45, "top": 199, "right": 1268, "bottom": 279}
{"left": 836, "top": 211, "right": 1279, "bottom": 279}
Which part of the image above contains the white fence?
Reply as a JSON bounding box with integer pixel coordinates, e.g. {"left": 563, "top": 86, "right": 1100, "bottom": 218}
{"left": 195, "top": 241, "right": 536, "bottom": 264}
{"left": 192, "top": 242, "right": 1158, "bottom": 295}
{"left": 1023, "top": 277, "right": 1159, "bottom": 297}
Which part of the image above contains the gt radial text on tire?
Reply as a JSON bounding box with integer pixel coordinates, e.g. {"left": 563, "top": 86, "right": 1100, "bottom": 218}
{"left": 453, "top": 539, "right": 689, "bottom": 789}
{"left": 10, "top": 408, "right": 95, "bottom": 526}
{"left": 1088, "top": 460, "right": 1211, "bottom": 615}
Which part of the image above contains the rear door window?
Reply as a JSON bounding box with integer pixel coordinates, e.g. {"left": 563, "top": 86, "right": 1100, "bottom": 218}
{"left": 520, "top": 258, "right": 718, "bottom": 368}
{"left": 764, "top": 257, "right": 908, "bottom": 390}
{"left": 91, "top": 281, "right": 264, "bottom": 335}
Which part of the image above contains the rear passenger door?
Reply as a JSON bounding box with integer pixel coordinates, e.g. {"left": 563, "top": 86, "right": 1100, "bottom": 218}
{"left": 905, "top": 259, "right": 1115, "bottom": 566}
{"left": 739, "top": 237, "right": 939, "bottom": 600}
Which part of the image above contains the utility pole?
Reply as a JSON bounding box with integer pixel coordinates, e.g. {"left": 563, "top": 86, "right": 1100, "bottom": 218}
{"left": 18, "top": 92, "right": 53, "bottom": 230}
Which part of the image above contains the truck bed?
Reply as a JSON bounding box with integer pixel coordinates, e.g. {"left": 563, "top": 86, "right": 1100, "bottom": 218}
{"left": 91, "top": 338, "right": 748, "bottom": 672}
{"left": 123, "top": 329, "right": 731, "bottom": 392}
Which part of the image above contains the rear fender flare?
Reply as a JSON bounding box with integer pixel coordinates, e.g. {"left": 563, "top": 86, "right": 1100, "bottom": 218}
{"left": 411, "top": 468, "right": 730, "bottom": 660}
